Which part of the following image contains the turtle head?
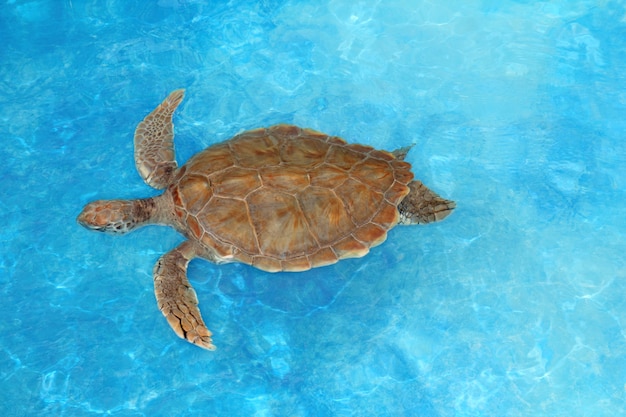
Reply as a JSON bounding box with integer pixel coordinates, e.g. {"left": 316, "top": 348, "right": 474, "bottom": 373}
{"left": 77, "top": 198, "right": 157, "bottom": 234}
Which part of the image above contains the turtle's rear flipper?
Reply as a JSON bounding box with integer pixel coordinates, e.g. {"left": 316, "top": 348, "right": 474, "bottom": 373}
{"left": 398, "top": 180, "right": 455, "bottom": 225}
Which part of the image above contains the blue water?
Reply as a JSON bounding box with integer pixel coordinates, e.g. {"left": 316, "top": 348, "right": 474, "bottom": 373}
{"left": 2, "top": 0, "right": 626, "bottom": 416}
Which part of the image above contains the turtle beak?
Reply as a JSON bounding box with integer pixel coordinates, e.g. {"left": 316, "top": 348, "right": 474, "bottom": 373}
{"left": 77, "top": 201, "right": 107, "bottom": 232}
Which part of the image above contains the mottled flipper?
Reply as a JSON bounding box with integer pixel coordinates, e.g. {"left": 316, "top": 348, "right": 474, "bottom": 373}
{"left": 134, "top": 89, "right": 185, "bottom": 189}
{"left": 153, "top": 241, "right": 216, "bottom": 350}
{"left": 398, "top": 180, "right": 455, "bottom": 225}
{"left": 391, "top": 145, "right": 413, "bottom": 161}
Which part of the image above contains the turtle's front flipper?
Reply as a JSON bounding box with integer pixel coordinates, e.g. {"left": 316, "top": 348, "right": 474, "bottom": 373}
{"left": 153, "top": 241, "right": 216, "bottom": 350}
{"left": 398, "top": 180, "right": 455, "bottom": 225}
{"left": 134, "top": 89, "right": 185, "bottom": 189}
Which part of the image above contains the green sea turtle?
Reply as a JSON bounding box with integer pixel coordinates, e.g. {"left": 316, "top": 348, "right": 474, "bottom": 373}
{"left": 77, "top": 90, "right": 455, "bottom": 350}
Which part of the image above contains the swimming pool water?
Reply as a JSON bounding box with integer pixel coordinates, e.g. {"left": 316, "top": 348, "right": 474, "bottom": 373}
{"left": 1, "top": 1, "right": 625, "bottom": 416}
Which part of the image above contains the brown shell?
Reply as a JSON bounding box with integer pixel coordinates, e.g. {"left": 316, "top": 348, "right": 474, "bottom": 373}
{"left": 169, "top": 124, "right": 414, "bottom": 272}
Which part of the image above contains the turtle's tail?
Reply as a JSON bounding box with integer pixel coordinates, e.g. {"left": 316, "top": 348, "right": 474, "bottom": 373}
{"left": 77, "top": 198, "right": 157, "bottom": 234}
